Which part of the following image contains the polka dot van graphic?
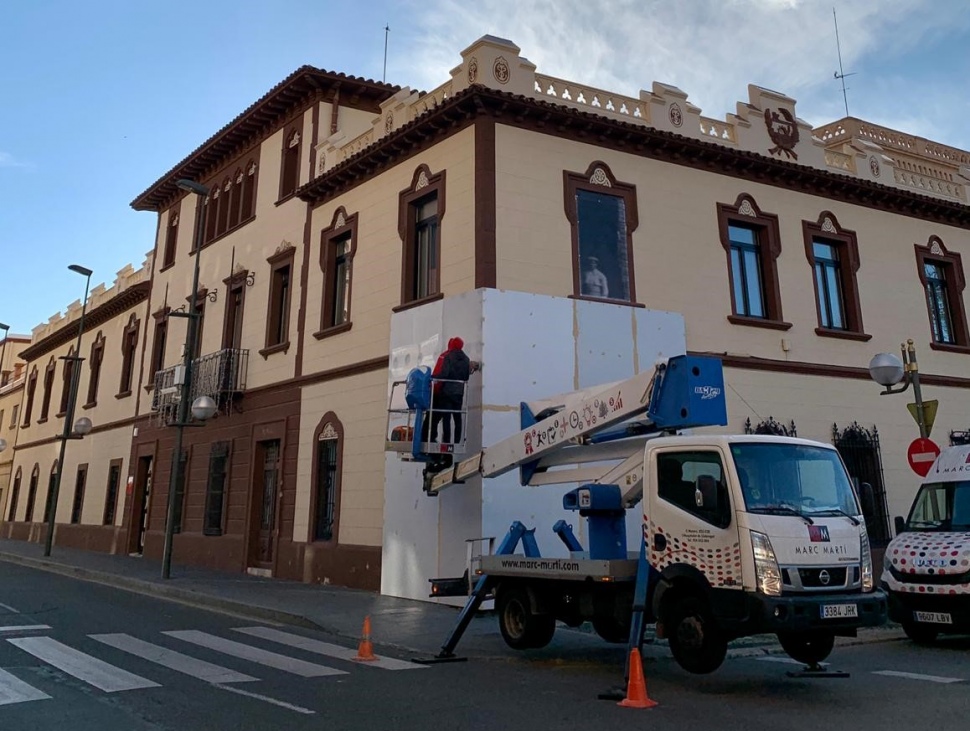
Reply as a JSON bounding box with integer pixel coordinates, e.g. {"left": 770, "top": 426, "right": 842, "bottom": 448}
{"left": 884, "top": 531, "right": 970, "bottom": 596}
{"left": 644, "top": 517, "right": 742, "bottom": 588}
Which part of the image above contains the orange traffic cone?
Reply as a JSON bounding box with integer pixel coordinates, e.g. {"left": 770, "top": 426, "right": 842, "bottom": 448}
{"left": 355, "top": 616, "right": 377, "bottom": 661}
{"left": 618, "top": 647, "right": 658, "bottom": 709}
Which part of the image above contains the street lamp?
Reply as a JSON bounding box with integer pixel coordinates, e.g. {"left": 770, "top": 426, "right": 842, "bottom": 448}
{"left": 0, "top": 322, "right": 10, "bottom": 387}
{"left": 44, "top": 264, "right": 93, "bottom": 557}
{"left": 868, "top": 339, "right": 927, "bottom": 439}
{"left": 161, "top": 179, "right": 215, "bottom": 580}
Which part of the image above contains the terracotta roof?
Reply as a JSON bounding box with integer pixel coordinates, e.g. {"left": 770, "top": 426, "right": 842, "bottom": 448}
{"left": 131, "top": 66, "right": 400, "bottom": 212}
{"left": 297, "top": 85, "right": 970, "bottom": 228}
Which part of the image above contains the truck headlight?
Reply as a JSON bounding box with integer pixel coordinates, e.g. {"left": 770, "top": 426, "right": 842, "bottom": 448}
{"left": 860, "top": 527, "right": 873, "bottom": 593}
{"left": 751, "top": 531, "right": 782, "bottom": 597}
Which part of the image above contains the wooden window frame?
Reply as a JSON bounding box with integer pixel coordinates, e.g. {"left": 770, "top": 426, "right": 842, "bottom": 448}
{"left": 187, "top": 290, "right": 207, "bottom": 360}
{"left": 203, "top": 441, "right": 230, "bottom": 536}
{"left": 309, "top": 413, "right": 343, "bottom": 543}
{"left": 118, "top": 312, "right": 140, "bottom": 398}
{"left": 916, "top": 235, "right": 970, "bottom": 353}
{"left": 23, "top": 366, "right": 39, "bottom": 426}
{"left": 802, "top": 212, "right": 870, "bottom": 341}
{"left": 717, "top": 193, "right": 790, "bottom": 330}
{"left": 7, "top": 468, "right": 22, "bottom": 521}
{"left": 260, "top": 247, "right": 295, "bottom": 357}
{"left": 56, "top": 346, "right": 77, "bottom": 418}
{"left": 315, "top": 207, "right": 357, "bottom": 339}
{"left": 102, "top": 458, "right": 123, "bottom": 526}
{"left": 563, "top": 161, "right": 641, "bottom": 306}
{"left": 43, "top": 461, "right": 57, "bottom": 524}
{"left": 200, "top": 158, "right": 259, "bottom": 249}
{"left": 24, "top": 465, "right": 39, "bottom": 523}
{"left": 278, "top": 125, "right": 302, "bottom": 202}
{"left": 70, "top": 463, "right": 88, "bottom": 525}
{"left": 161, "top": 203, "right": 180, "bottom": 271}
{"left": 84, "top": 331, "right": 106, "bottom": 408}
{"left": 222, "top": 270, "right": 248, "bottom": 350}
{"left": 396, "top": 165, "right": 446, "bottom": 311}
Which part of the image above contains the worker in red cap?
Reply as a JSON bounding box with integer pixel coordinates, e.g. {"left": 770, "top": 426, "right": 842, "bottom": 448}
{"left": 424, "top": 336, "right": 476, "bottom": 445}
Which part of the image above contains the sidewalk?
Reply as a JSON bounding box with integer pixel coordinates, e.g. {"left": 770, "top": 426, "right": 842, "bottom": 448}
{"left": 0, "top": 538, "right": 902, "bottom": 662}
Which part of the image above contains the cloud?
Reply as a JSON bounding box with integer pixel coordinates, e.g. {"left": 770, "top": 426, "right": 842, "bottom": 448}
{"left": 0, "top": 151, "right": 31, "bottom": 169}
{"left": 398, "top": 0, "right": 969, "bottom": 147}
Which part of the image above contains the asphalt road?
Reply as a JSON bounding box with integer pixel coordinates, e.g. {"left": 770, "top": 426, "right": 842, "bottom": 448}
{"left": 1, "top": 562, "right": 968, "bottom": 731}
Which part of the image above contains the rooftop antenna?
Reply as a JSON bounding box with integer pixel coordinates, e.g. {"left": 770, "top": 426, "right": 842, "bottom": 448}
{"left": 383, "top": 24, "right": 390, "bottom": 83}
{"left": 832, "top": 7, "right": 856, "bottom": 117}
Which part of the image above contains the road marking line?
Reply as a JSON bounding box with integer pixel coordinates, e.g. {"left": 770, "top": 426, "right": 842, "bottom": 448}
{"left": 0, "top": 668, "right": 51, "bottom": 706}
{"left": 872, "top": 670, "right": 964, "bottom": 684}
{"left": 0, "top": 602, "right": 19, "bottom": 614}
{"left": 0, "top": 625, "right": 51, "bottom": 634}
{"left": 90, "top": 634, "right": 258, "bottom": 684}
{"left": 163, "top": 631, "right": 346, "bottom": 678}
{"left": 212, "top": 683, "right": 315, "bottom": 715}
{"left": 7, "top": 637, "right": 159, "bottom": 692}
{"left": 233, "top": 626, "right": 427, "bottom": 671}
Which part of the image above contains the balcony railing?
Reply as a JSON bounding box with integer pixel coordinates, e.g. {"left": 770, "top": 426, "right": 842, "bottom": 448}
{"left": 152, "top": 348, "right": 248, "bottom": 423}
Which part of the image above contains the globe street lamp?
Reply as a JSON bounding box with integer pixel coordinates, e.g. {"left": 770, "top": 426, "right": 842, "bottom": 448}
{"left": 161, "top": 179, "right": 214, "bottom": 580}
{"left": 868, "top": 339, "right": 927, "bottom": 439}
{"left": 45, "top": 264, "right": 93, "bottom": 557}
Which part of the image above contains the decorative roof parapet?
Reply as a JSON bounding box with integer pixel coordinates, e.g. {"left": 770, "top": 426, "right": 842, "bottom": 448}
{"left": 22, "top": 251, "right": 153, "bottom": 361}
{"left": 310, "top": 35, "right": 969, "bottom": 207}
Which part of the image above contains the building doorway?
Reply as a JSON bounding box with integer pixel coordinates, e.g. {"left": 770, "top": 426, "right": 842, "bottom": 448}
{"left": 247, "top": 439, "right": 280, "bottom": 572}
{"left": 128, "top": 456, "right": 153, "bottom": 555}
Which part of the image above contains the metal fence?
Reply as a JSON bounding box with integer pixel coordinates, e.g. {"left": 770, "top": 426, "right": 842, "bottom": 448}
{"left": 833, "top": 422, "right": 892, "bottom": 546}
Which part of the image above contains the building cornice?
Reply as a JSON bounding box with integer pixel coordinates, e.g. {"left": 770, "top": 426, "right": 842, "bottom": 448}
{"left": 130, "top": 67, "right": 401, "bottom": 213}
{"left": 297, "top": 86, "right": 970, "bottom": 229}
{"left": 19, "top": 282, "right": 150, "bottom": 362}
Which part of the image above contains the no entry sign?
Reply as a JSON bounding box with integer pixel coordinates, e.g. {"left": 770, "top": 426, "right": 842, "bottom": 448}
{"left": 907, "top": 438, "right": 941, "bottom": 477}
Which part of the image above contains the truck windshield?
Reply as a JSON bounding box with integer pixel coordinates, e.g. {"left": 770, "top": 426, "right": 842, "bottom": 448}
{"left": 730, "top": 442, "right": 860, "bottom": 517}
{"left": 906, "top": 481, "right": 970, "bottom": 531}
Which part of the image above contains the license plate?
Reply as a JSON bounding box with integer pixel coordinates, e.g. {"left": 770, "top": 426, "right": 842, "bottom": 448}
{"left": 914, "top": 611, "right": 952, "bottom": 625}
{"left": 821, "top": 603, "right": 858, "bottom": 619}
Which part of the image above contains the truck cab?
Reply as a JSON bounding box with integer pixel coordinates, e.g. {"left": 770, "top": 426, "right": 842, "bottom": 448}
{"left": 644, "top": 435, "right": 887, "bottom": 672}
{"left": 881, "top": 444, "right": 970, "bottom": 643}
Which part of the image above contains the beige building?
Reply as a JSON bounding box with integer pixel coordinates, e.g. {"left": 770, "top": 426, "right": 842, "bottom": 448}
{"left": 2, "top": 260, "right": 151, "bottom": 552}
{"left": 0, "top": 334, "right": 30, "bottom": 520}
{"left": 3, "top": 36, "right": 969, "bottom": 593}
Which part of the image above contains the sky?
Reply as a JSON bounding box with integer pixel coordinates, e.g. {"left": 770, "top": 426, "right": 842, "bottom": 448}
{"left": 2, "top": 0, "right": 968, "bottom": 336}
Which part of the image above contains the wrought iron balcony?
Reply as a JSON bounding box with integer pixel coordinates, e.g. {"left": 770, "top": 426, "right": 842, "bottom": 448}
{"left": 151, "top": 348, "right": 248, "bottom": 421}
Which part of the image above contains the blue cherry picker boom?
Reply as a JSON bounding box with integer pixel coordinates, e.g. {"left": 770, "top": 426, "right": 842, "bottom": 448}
{"left": 386, "top": 354, "right": 887, "bottom": 675}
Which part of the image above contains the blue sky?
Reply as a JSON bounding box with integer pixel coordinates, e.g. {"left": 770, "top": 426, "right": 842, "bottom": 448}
{"left": 2, "top": 0, "right": 968, "bottom": 335}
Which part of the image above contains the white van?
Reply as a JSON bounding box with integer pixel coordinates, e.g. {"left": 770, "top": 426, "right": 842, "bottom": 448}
{"left": 881, "top": 444, "right": 970, "bottom": 643}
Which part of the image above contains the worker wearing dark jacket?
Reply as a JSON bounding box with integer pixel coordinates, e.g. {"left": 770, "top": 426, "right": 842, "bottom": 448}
{"left": 428, "top": 336, "right": 472, "bottom": 444}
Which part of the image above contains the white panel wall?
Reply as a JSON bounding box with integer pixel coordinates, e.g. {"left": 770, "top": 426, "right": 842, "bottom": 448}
{"left": 382, "top": 288, "right": 687, "bottom": 601}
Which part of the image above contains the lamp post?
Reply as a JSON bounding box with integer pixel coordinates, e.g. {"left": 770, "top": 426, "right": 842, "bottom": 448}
{"left": 161, "top": 179, "right": 214, "bottom": 580}
{"left": 44, "top": 264, "right": 93, "bottom": 557}
{"left": 868, "top": 339, "right": 927, "bottom": 439}
{"left": 0, "top": 322, "right": 10, "bottom": 387}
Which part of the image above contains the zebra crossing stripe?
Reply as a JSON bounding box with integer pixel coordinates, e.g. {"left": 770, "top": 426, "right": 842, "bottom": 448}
{"left": 90, "top": 634, "right": 258, "bottom": 684}
{"left": 872, "top": 670, "right": 964, "bottom": 684}
{"left": 163, "top": 631, "right": 346, "bottom": 677}
{"left": 233, "top": 626, "right": 427, "bottom": 670}
{"left": 6, "top": 637, "right": 159, "bottom": 693}
{"left": 0, "top": 668, "right": 51, "bottom": 706}
{"left": 0, "top": 625, "right": 52, "bottom": 634}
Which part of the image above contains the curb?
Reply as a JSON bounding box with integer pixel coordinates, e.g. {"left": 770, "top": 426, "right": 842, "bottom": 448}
{"left": 0, "top": 551, "right": 329, "bottom": 635}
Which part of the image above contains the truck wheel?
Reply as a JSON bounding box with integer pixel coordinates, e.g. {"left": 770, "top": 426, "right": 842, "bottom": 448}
{"left": 778, "top": 631, "right": 835, "bottom": 665}
{"left": 902, "top": 621, "right": 938, "bottom": 645}
{"left": 666, "top": 596, "right": 727, "bottom": 674}
{"left": 497, "top": 586, "right": 556, "bottom": 650}
{"left": 592, "top": 616, "right": 631, "bottom": 644}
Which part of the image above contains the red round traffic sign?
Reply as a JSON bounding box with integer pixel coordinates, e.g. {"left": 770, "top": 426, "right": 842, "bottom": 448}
{"left": 907, "top": 438, "right": 940, "bottom": 477}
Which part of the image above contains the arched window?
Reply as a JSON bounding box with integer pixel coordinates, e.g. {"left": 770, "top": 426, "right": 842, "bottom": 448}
{"left": 279, "top": 127, "right": 301, "bottom": 199}
{"left": 310, "top": 414, "right": 343, "bottom": 542}
{"left": 24, "top": 464, "right": 40, "bottom": 522}
{"left": 7, "top": 467, "right": 22, "bottom": 521}
{"left": 43, "top": 460, "right": 58, "bottom": 524}
{"left": 242, "top": 160, "right": 257, "bottom": 221}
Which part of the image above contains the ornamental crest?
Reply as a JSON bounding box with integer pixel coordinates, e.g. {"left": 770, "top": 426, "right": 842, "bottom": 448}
{"left": 763, "top": 107, "right": 799, "bottom": 160}
{"left": 385, "top": 113, "right": 394, "bottom": 134}
{"left": 668, "top": 103, "right": 683, "bottom": 128}
{"left": 493, "top": 57, "right": 510, "bottom": 84}
{"left": 869, "top": 155, "right": 881, "bottom": 178}
{"left": 468, "top": 57, "right": 478, "bottom": 84}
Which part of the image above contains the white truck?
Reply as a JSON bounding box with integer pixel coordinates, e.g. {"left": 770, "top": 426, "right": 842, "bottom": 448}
{"left": 881, "top": 443, "right": 970, "bottom": 643}
{"left": 388, "top": 355, "right": 888, "bottom": 673}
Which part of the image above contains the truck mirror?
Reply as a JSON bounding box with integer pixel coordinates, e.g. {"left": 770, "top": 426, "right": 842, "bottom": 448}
{"left": 894, "top": 515, "right": 906, "bottom": 535}
{"left": 859, "top": 482, "right": 875, "bottom": 516}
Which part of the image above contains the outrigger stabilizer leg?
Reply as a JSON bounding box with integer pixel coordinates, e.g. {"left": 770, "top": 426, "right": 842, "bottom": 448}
{"left": 413, "top": 522, "right": 536, "bottom": 664}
